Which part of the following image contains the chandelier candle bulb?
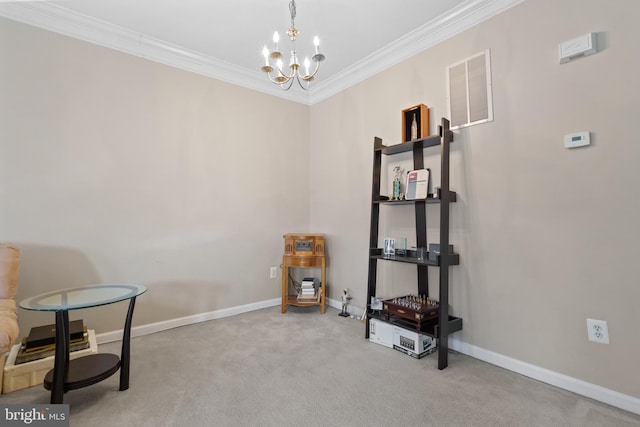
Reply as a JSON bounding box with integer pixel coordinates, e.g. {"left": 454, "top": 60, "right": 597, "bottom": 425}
{"left": 262, "top": 46, "right": 269, "bottom": 66}
{"left": 273, "top": 31, "right": 279, "bottom": 50}
{"left": 314, "top": 36, "right": 320, "bottom": 54}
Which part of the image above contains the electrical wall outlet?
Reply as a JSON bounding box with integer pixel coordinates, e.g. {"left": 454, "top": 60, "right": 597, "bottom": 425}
{"left": 270, "top": 266, "right": 277, "bottom": 279}
{"left": 586, "top": 318, "right": 609, "bottom": 344}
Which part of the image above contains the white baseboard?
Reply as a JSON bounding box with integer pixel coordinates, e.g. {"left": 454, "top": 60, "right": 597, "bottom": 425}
{"left": 448, "top": 336, "right": 640, "bottom": 416}
{"left": 96, "top": 298, "right": 281, "bottom": 344}
{"left": 96, "top": 299, "right": 639, "bottom": 416}
{"left": 326, "top": 297, "right": 343, "bottom": 311}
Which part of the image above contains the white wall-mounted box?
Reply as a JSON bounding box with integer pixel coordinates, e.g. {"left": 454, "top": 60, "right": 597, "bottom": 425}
{"left": 560, "top": 33, "right": 597, "bottom": 64}
{"left": 564, "top": 132, "right": 590, "bottom": 148}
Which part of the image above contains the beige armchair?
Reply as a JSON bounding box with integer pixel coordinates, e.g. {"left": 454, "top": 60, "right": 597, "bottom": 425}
{"left": 0, "top": 243, "right": 20, "bottom": 392}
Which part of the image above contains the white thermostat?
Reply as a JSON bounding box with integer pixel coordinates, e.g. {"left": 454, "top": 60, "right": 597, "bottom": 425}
{"left": 564, "top": 132, "right": 590, "bottom": 148}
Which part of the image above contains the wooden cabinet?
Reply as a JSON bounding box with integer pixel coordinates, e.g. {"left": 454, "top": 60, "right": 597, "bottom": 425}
{"left": 281, "top": 233, "right": 326, "bottom": 314}
{"left": 365, "top": 118, "right": 462, "bottom": 369}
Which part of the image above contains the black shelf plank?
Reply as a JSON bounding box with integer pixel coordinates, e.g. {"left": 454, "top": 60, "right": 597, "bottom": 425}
{"left": 369, "top": 248, "right": 460, "bottom": 266}
{"left": 376, "top": 134, "right": 442, "bottom": 155}
{"left": 367, "top": 311, "right": 463, "bottom": 338}
{"left": 373, "top": 190, "right": 457, "bottom": 205}
{"left": 44, "top": 354, "right": 121, "bottom": 391}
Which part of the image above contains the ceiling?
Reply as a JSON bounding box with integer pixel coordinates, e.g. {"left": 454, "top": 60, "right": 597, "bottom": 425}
{"left": 0, "top": 0, "right": 523, "bottom": 104}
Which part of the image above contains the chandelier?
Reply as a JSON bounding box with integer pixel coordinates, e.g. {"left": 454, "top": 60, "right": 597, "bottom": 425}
{"left": 260, "top": 0, "right": 325, "bottom": 90}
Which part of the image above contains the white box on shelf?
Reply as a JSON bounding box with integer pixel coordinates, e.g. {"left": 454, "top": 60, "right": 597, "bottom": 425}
{"left": 392, "top": 325, "right": 437, "bottom": 359}
{"left": 369, "top": 318, "right": 393, "bottom": 348}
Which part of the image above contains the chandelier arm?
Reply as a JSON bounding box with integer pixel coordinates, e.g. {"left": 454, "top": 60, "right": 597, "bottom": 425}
{"left": 281, "top": 77, "right": 295, "bottom": 91}
{"left": 265, "top": 69, "right": 293, "bottom": 85}
{"left": 271, "top": 60, "right": 297, "bottom": 79}
{"left": 267, "top": 61, "right": 298, "bottom": 81}
{"left": 278, "top": 66, "right": 296, "bottom": 79}
{"left": 302, "top": 60, "right": 321, "bottom": 80}
{"left": 295, "top": 75, "right": 310, "bottom": 90}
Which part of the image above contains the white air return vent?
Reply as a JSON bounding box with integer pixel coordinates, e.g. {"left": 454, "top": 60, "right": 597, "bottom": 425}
{"left": 447, "top": 49, "right": 493, "bottom": 130}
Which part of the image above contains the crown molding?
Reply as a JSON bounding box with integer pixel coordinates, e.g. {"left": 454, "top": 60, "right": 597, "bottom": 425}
{"left": 0, "top": 2, "right": 310, "bottom": 105}
{"left": 308, "top": 0, "right": 525, "bottom": 104}
{"left": 0, "top": 0, "right": 524, "bottom": 106}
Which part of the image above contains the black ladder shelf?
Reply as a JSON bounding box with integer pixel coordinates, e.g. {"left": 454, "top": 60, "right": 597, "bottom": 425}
{"left": 365, "top": 117, "right": 462, "bottom": 370}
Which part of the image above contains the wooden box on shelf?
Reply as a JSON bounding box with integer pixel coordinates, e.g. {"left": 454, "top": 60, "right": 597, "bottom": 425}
{"left": 402, "top": 104, "right": 430, "bottom": 142}
{"left": 383, "top": 296, "right": 439, "bottom": 330}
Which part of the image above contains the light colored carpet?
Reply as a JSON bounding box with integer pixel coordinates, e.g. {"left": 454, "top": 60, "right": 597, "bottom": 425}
{"left": 1, "top": 306, "right": 639, "bottom": 427}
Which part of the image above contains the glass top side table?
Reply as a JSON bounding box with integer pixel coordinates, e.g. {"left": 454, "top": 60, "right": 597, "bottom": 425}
{"left": 19, "top": 283, "right": 147, "bottom": 404}
{"left": 20, "top": 283, "right": 146, "bottom": 311}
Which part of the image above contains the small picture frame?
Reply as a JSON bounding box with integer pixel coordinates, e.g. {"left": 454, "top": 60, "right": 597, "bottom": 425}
{"left": 405, "top": 169, "right": 430, "bottom": 200}
{"left": 394, "top": 237, "right": 407, "bottom": 255}
{"left": 383, "top": 238, "right": 395, "bottom": 256}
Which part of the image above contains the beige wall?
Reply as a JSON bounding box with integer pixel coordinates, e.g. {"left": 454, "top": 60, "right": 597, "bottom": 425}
{"left": 310, "top": 0, "right": 640, "bottom": 398}
{"left": 0, "top": 18, "right": 310, "bottom": 335}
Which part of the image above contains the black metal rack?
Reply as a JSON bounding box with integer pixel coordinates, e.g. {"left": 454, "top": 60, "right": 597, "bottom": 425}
{"left": 365, "top": 117, "right": 461, "bottom": 370}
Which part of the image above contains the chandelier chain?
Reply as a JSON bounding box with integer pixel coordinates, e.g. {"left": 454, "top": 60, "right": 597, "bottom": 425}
{"left": 289, "top": 0, "right": 296, "bottom": 26}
